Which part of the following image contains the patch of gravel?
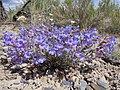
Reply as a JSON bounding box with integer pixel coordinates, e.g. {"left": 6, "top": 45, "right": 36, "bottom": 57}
{"left": 0, "top": 25, "right": 120, "bottom": 90}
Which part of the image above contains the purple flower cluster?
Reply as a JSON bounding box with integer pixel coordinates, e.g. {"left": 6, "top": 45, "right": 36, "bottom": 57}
{"left": 3, "top": 24, "right": 117, "bottom": 64}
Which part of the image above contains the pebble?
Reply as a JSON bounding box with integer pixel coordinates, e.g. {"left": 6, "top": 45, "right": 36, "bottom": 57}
{"left": 99, "top": 76, "right": 108, "bottom": 83}
{"left": 92, "top": 60, "right": 101, "bottom": 66}
{"left": 22, "top": 85, "right": 32, "bottom": 90}
{"left": 86, "top": 78, "right": 94, "bottom": 82}
{"left": 86, "top": 85, "right": 93, "bottom": 90}
{"left": 80, "top": 80, "right": 87, "bottom": 90}
{"left": 23, "top": 70, "right": 31, "bottom": 74}
{"left": 0, "top": 55, "right": 8, "bottom": 64}
{"left": 11, "top": 65, "right": 21, "bottom": 70}
{"left": 7, "top": 57, "right": 11, "bottom": 62}
{"left": 62, "top": 80, "right": 71, "bottom": 86}
{"left": 3, "top": 46, "right": 8, "bottom": 50}
{"left": 0, "top": 51, "right": 4, "bottom": 55}
{"left": 32, "top": 80, "right": 41, "bottom": 89}
{"left": 71, "top": 76, "right": 77, "bottom": 81}
{"left": 3, "top": 52, "right": 8, "bottom": 56}
{"left": 104, "top": 72, "right": 109, "bottom": 78}
{"left": 90, "top": 83, "right": 99, "bottom": 90}
{"left": 47, "top": 75, "right": 53, "bottom": 79}
{"left": 74, "top": 78, "right": 80, "bottom": 89}
{"left": 20, "top": 63, "right": 28, "bottom": 68}
{"left": 54, "top": 82, "right": 61, "bottom": 88}
{"left": 97, "top": 80, "right": 109, "bottom": 90}
{"left": 44, "top": 87, "right": 54, "bottom": 90}
{"left": 1, "top": 55, "right": 7, "bottom": 59}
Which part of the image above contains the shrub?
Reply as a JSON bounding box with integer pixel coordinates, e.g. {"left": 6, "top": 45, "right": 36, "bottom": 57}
{"left": 3, "top": 24, "right": 116, "bottom": 67}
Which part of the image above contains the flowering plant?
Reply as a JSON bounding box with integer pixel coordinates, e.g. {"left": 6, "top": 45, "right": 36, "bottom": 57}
{"left": 3, "top": 24, "right": 116, "bottom": 65}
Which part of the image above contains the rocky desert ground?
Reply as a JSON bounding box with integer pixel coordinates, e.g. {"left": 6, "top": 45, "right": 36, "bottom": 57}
{"left": 0, "top": 24, "right": 120, "bottom": 90}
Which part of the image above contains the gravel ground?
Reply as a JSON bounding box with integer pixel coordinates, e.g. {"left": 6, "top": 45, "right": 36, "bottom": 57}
{"left": 0, "top": 24, "right": 120, "bottom": 90}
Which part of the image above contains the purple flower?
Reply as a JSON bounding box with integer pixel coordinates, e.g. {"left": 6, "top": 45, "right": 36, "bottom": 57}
{"left": 56, "top": 50, "right": 63, "bottom": 56}
{"left": 28, "top": 29, "right": 35, "bottom": 35}
{"left": 2, "top": 24, "right": 117, "bottom": 65}
{"left": 12, "top": 57, "right": 22, "bottom": 64}
{"left": 82, "top": 32, "right": 90, "bottom": 39}
{"left": 39, "top": 42, "right": 47, "bottom": 50}
{"left": 110, "top": 36, "right": 117, "bottom": 45}
{"left": 24, "top": 51, "right": 32, "bottom": 59}
{"left": 65, "top": 25, "right": 73, "bottom": 31}
{"left": 20, "top": 27, "right": 26, "bottom": 31}
{"left": 90, "top": 28, "right": 98, "bottom": 34}
{"left": 73, "top": 58, "right": 77, "bottom": 63}
{"left": 49, "top": 48, "right": 56, "bottom": 55}
{"left": 3, "top": 32, "right": 15, "bottom": 46}
{"left": 79, "top": 56, "right": 86, "bottom": 62}
{"left": 16, "top": 38, "right": 26, "bottom": 48}
{"left": 75, "top": 51, "right": 86, "bottom": 62}
{"left": 55, "top": 42, "right": 64, "bottom": 49}
{"left": 75, "top": 51, "right": 82, "bottom": 58}
{"left": 34, "top": 56, "right": 46, "bottom": 64}
{"left": 8, "top": 48, "right": 18, "bottom": 57}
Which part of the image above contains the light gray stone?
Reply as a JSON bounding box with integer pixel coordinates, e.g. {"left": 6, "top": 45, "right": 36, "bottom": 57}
{"left": 80, "top": 80, "right": 87, "bottom": 90}
{"left": 86, "top": 85, "right": 93, "bottom": 90}
{"left": 97, "top": 80, "right": 109, "bottom": 90}
{"left": 90, "top": 83, "right": 99, "bottom": 90}
{"left": 11, "top": 65, "right": 21, "bottom": 70}
{"left": 44, "top": 87, "right": 54, "bottom": 90}
{"left": 63, "top": 80, "right": 71, "bottom": 86}
{"left": 74, "top": 79, "right": 80, "bottom": 89}
{"left": 20, "top": 63, "right": 28, "bottom": 68}
{"left": 104, "top": 72, "right": 109, "bottom": 78}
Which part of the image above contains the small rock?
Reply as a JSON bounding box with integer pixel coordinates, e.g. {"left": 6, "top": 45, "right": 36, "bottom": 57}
{"left": 47, "top": 75, "right": 53, "bottom": 79}
{"left": 80, "top": 80, "right": 87, "bottom": 90}
{"left": 97, "top": 80, "right": 109, "bottom": 90}
{"left": 32, "top": 81, "right": 41, "bottom": 89}
{"left": 87, "top": 78, "right": 94, "bottom": 82}
{"left": 3, "top": 46, "right": 9, "bottom": 50}
{"left": 22, "top": 85, "right": 32, "bottom": 90}
{"left": 3, "top": 52, "right": 7, "bottom": 56}
{"left": 0, "top": 55, "right": 8, "bottom": 64}
{"left": 16, "top": 76, "right": 21, "bottom": 81}
{"left": 0, "top": 51, "right": 4, "bottom": 55}
{"left": 92, "top": 60, "right": 100, "bottom": 66}
{"left": 1, "top": 55, "right": 7, "bottom": 59}
{"left": 0, "top": 42, "right": 4, "bottom": 46}
{"left": 20, "top": 63, "right": 28, "bottom": 68}
{"left": 20, "top": 78, "right": 28, "bottom": 83}
{"left": 44, "top": 87, "right": 54, "bottom": 90}
{"left": 84, "top": 61, "right": 89, "bottom": 65}
{"left": 27, "top": 64, "right": 34, "bottom": 68}
{"left": 62, "top": 80, "right": 71, "bottom": 86}
{"left": 86, "top": 85, "right": 93, "bottom": 90}
{"left": 71, "top": 76, "right": 77, "bottom": 81}
{"left": 11, "top": 65, "right": 21, "bottom": 70}
{"left": 99, "top": 76, "right": 108, "bottom": 83}
{"left": 104, "top": 73, "right": 109, "bottom": 78}
{"left": 54, "top": 82, "right": 61, "bottom": 88}
{"left": 7, "top": 57, "right": 11, "bottom": 62}
{"left": 90, "top": 83, "right": 99, "bottom": 90}
{"left": 74, "top": 78, "right": 80, "bottom": 89}
{"left": 23, "top": 70, "right": 31, "bottom": 74}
